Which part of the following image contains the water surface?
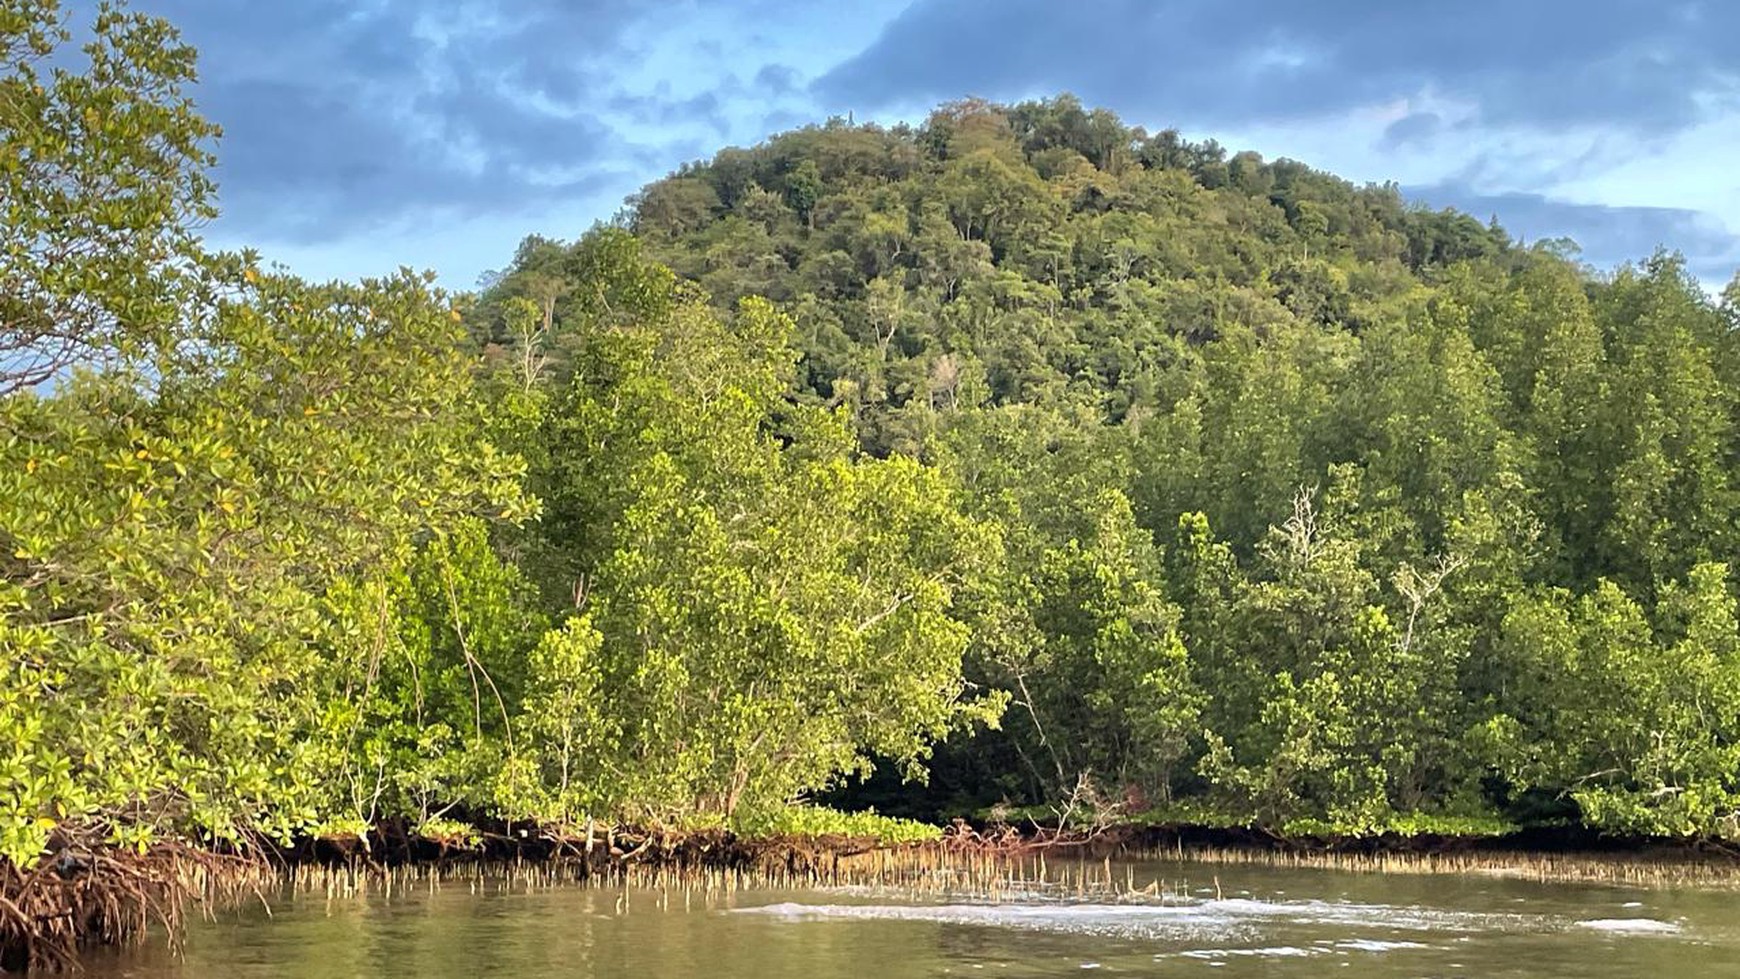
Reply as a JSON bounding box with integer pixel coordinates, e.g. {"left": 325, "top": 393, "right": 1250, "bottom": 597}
{"left": 84, "top": 858, "right": 1740, "bottom": 977}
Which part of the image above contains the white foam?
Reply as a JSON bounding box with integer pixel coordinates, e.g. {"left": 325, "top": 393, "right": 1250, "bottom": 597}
{"left": 1334, "top": 939, "right": 1430, "bottom": 952}
{"left": 736, "top": 897, "right": 1548, "bottom": 941}
{"left": 1183, "top": 898, "right": 1541, "bottom": 933}
{"left": 1576, "top": 918, "right": 1681, "bottom": 935}
{"left": 1179, "top": 946, "right": 1316, "bottom": 959}
{"left": 738, "top": 900, "right": 1240, "bottom": 940}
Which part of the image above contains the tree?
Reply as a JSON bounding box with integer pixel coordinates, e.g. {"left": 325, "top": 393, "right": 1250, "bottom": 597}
{"left": 523, "top": 285, "right": 1002, "bottom": 824}
{"left": 0, "top": 266, "right": 531, "bottom": 863}
{"left": 1, "top": 0, "right": 219, "bottom": 394}
{"left": 785, "top": 159, "right": 822, "bottom": 229}
{"left": 619, "top": 95, "right": 1740, "bottom": 839}
{"left": 1030, "top": 491, "right": 1200, "bottom": 801}
{"left": 1483, "top": 564, "right": 1740, "bottom": 837}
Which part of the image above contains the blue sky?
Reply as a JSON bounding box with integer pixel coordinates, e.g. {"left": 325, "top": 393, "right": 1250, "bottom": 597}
{"left": 128, "top": 0, "right": 1740, "bottom": 290}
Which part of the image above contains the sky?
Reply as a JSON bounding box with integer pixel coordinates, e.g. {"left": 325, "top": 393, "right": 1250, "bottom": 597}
{"left": 116, "top": 0, "right": 1740, "bottom": 291}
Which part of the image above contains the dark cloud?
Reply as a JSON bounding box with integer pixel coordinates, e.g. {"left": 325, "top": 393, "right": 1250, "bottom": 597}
{"left": 119, "top": 0, "right": 691, "bottom": 242}
{"left": 755, "top": 64, "right": 802, "bottom": 97}
{"left": 814, "top": 0, "right": 1740, "bottom": 134}
{"left": 1381, "top": 112, "right": 1444, "bottom": 149}
{"left": 76, "top": 0, "right": 1740, "bottom": 285}
{"left": 607, "top": 90, "right": 734, "bottom": 139}
{"left": 1410, "top": 182, "right": 1740, "bottom": 282}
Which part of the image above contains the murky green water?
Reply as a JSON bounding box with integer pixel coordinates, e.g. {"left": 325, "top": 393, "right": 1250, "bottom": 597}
{"left": 83, "top": 859, "right": 1740, "bottom": 977}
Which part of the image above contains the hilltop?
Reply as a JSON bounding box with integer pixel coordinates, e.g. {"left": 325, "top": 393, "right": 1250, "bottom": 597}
{"left": 477, "top": 95, "right": 1740, "bottom": 836}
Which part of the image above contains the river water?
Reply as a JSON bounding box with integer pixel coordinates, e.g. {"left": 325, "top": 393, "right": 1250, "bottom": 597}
{"left": 82, "top": 858, "right": 1740, "bottom": 977}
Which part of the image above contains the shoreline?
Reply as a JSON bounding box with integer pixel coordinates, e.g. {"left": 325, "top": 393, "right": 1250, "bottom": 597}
{"left": 9, "top": 822, "right": 1740, "bottom": 972}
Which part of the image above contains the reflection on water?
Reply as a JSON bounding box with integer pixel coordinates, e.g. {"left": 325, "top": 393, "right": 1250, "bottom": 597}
{"left": 83, "top": 858, "right": 1740, "bottom": 978}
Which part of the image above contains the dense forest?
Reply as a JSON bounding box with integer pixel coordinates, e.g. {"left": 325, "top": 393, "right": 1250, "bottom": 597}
{"left": 8, "top": 0, "right": 1740, "bottom": 886}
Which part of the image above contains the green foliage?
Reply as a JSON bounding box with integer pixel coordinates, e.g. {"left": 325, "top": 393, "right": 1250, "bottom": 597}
{"left": 1485, "top": 564, "right": 1740, "bottom": 837}
{"left": 1025, "top": 489, "right": 1200, "bottom": 797}
{"left": 510, "top": 617, "right": 615, "bottom": 824}
{"left": 14, "top": 1, "right": 1740, "bottom": 865}
{"left": 0, "top": 267, "right": 529, "bottom": 863}
{"left": 611, "top": 97, "right": 1740, "bottom": 841}
{"left": 1, "top": 0, "right": 218, "bottom": 394}
{"left": 309, "top": 517, "right": 546, "bottom": 830}
{"left": 520, "top": 281, "right": 1003, "bottom": 825}
{"left": 735, "top": 806, "right": 942, "bottom": 845}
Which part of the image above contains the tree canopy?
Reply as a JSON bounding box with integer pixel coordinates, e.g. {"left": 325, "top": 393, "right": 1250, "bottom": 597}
{"left": 10, "top": 0, "right": 1740, "bottom": 873}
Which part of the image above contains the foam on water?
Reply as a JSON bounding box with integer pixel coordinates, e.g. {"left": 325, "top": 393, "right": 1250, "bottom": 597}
{"left": 739, "top": 893, "right": 1689, "bottom": 958}
{"left": 1331, "top": 939, "right": 1431, "bottom": 952}
{"left": 735, "top": 895, "right": 1551, "bottom": 944}
{"left": 1178, "top": 946, "right": 1316, "bottom": 959}
{"left": 1166, "top": 942, "right": 1427, "bottom": 962}
{"left": 1576, "top": 918, "right": 1682, "bottom": 934}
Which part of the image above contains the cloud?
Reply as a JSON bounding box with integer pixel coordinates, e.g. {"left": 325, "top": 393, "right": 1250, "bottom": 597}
{"left": 813, "top": 0, "right": 1740, "bottom": 135}
{"left": 755, "top": 64, "right": 802, "bottom": 97}
{"left": 81, "top": 0, "right": 1739, "bottom": 292}
{"left": 121, "top": 0, "right": 818, "bottom": 245}
{"left": 811, "top": 0, "right": 1740, "bottom": 288}
{"left": 1381, "top": 112, "right": 1444, "bottom": 149}
{"left": 126, "top": 0, "right": 657, "bottom": 242}
{"left": 1410, "top": 182, "right": 1740, "bottom": 282}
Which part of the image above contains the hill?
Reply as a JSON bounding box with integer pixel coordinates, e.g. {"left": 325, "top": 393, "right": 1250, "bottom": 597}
{"left": 476, "top": 95, "right": 1740, "bottom": 836}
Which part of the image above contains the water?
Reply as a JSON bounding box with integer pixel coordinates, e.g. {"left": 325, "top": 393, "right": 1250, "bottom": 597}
{"left": 82, "top": 858, "right": 1740, "bottom": 977}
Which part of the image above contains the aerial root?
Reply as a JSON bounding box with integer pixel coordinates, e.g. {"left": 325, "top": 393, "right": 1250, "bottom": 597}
{"left": 0, "top": 842, "right": 266, "bottom": 974}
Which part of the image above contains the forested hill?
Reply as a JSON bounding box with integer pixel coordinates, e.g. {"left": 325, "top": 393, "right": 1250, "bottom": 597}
{"left": 474, "top": 96, "right": 1740, "bottom": 837}
{"left": 498, "top": 95, "right": 1524, "bottom": 457}
{"left": 15, "top": 4, "right": 1740, "bottom": 893}
{"left": 636, "top": 96, "right": 1516, "bottom": 445}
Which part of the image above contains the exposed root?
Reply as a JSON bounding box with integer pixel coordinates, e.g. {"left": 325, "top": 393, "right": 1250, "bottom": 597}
{"left": 0, "top": 841, "right": 267, "bottom": 974}
{"left": 17, "top": 819, "right": 1740, "bottom": 972}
